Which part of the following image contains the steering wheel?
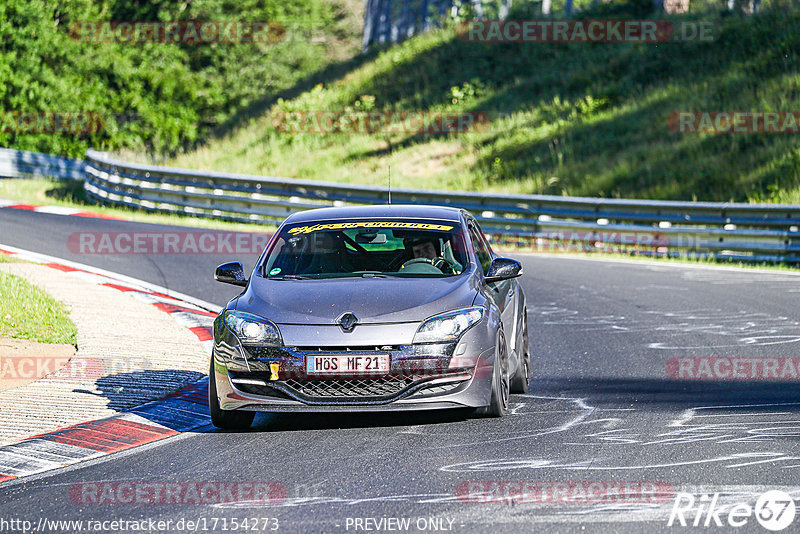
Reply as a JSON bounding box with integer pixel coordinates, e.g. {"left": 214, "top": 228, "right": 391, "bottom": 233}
{"left": 400, "top": 256, "right": 455, "bottom": 274}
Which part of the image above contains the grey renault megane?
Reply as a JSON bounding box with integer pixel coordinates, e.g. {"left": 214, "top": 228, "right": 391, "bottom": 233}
{"left": 209, "top": 204, "right": 529, "bottom": 429}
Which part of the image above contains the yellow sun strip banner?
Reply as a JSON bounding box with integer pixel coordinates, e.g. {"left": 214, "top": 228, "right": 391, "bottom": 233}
{"left": 287, "top": 221, "right": 454, "bottom": 234}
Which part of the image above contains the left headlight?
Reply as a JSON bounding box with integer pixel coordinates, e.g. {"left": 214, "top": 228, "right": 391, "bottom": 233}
{"left": 413, "top": 307, "right": 484, "bottom": 344}
{"left": 223, "top": 310, "right": 282, "bottom": 345}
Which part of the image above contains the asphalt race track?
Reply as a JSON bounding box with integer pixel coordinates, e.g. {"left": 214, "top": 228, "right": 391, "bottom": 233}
{"left": 2, "top": 208, "right": 800, "bottom": 533}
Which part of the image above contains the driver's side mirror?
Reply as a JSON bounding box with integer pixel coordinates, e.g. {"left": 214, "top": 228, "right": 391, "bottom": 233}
{"left": 484, "top": 258, "right": 522, "bottom": 283}
{"left": 215, "top": 262, "right": 248, "bottom": 287}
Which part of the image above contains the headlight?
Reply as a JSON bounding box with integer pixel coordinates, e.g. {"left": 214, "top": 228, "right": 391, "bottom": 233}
{"left": 223, "top": 310, "right": 282, "bottom": 345}
{"left": 413, "top": 307, "right": 484, "bottom": 344}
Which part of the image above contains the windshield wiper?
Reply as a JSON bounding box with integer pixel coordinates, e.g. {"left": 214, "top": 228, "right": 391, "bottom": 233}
{"left": 352, "top": 271, "right": 404, "bottom": 278}
{"left": 326, "top": 272, "right": 397, "bottom": 278}
{"left": 268, "top": 274, "right": 312, "bottom": 280}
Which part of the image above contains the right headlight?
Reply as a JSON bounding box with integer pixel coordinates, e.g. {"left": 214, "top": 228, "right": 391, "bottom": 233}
{"left": 413, "top": 307, "right": 484, "bottom": 344}
{"left": 223, "top": 310, "right": 282, "bottom": 345}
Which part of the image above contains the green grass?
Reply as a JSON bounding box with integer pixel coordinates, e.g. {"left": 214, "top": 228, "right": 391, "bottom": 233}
{"left": 155, "top": 3, "right": 800, "bottom": 204}
{"left": 0, "top": 178, "right": 277, "bottom": 233}
{"left": 0, "top": 270, "right": 77, "bottom": 344}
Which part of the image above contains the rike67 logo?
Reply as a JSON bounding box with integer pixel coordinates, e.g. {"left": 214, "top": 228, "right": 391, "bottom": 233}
{"left": 668, "top": 490, "right": 797, "bottom": 531}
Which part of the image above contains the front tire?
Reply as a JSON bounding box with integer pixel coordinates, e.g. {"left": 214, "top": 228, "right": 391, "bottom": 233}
{"left": 475, "top": 331, "right": 509, "bottom": 418}
{"left": 209, "top": 360, "right": 255, "bottom": 430}
{"left": 510, "top": 310, "right": 530, "bottom": 394}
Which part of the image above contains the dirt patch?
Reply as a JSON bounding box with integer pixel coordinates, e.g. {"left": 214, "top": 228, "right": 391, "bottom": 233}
{"left": 395, "top": 141, "right": 477, "bottom": 179}
{"left": 0, "top": 337, "right": 77, "bottom": 392}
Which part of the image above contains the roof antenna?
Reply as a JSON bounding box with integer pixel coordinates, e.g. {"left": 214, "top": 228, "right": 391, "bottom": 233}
{"left": 388, "top": 165, "right": 392, "bottom": 204}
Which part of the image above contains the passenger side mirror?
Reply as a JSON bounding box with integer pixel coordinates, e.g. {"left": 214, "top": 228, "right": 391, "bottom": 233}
{"left": 484, "top": 258, "right": 522, "bottom": 283}
{"left": 215, "top": 262, "right": 248, "bottom": 287}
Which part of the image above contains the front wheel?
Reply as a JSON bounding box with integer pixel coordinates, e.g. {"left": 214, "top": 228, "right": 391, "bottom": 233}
{"left": 474, "top": 331, "right": 509, "bottom": 418}
{"left": 510, "top": 310, "right": 530, "bottom": 394}
{"left": 209, "top": 360, "right": 255, "bottom": 430}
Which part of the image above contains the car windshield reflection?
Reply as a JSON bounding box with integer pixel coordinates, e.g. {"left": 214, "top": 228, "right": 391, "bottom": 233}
{"left": 261, "top": 219, "right": 469, "bottom": 279}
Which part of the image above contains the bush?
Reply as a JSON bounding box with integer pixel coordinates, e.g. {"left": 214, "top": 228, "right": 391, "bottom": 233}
{"left": 0, "top": 0, "right": 347, "bottom": 157}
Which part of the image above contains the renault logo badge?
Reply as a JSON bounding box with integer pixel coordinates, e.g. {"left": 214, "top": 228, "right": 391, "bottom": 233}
{"left": 337, "top": 312, "right": 358, "bottom": 332}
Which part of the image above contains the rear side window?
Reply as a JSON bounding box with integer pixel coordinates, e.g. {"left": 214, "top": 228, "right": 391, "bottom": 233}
{"left": 468, "top": 223, "right": 493, "bottom": 275}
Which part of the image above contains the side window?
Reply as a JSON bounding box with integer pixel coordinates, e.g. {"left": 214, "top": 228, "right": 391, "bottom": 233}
{"left": 469, "top": 224, "right": 492, "bottom": 275}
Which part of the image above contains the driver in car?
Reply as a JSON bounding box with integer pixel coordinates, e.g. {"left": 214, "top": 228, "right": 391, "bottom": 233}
{"left": 410, "top": 239, "right": 437, "bottom": 261}
{"left": 403, "top": 237, "right": 456, "bottom": 274}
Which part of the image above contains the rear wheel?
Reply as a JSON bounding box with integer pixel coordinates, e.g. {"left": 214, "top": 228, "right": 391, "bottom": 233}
{"left": 475, "top": 332, "right": 509, "bottom": 418}
{"left": 209, "top": 360, "right": 255, "bottom": 430}
{"left": 510, "top": 310, "right": 530, "bottom": 394}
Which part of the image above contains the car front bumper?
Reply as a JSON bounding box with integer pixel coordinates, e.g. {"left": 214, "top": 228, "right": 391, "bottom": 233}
{"left": 211, "top": 319, "right": 496, "bottom": 412}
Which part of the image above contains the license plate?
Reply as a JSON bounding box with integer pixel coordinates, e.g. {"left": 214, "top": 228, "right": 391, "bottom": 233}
{"left": 305, "top": 353, "right": 390, "bottom": 376}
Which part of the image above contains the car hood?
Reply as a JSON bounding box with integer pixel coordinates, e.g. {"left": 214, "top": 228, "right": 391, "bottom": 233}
{"left": 237, "top": 274, "right": 478, "bottom": 325}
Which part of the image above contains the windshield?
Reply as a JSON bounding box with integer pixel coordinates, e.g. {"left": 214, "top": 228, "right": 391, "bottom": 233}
{"left": 261, "top": 219, "right": 468, "bottom": 279}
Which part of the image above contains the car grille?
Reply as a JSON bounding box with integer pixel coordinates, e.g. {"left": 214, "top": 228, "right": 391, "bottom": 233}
{"left": 283, "top": 377, "right": 415, "bottom": 398}
{"left": 233, "top": 375, "right": 418, "bottom": 402}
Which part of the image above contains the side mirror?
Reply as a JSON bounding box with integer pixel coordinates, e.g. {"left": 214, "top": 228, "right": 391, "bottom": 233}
{"left": 484, "top": 258, "right": 522, "bottom": 283}
{"left": 215, "top": 262, "right": 248, "bottom": 287}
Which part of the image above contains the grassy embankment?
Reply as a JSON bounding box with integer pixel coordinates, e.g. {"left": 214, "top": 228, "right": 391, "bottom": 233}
{"left": 164, "top": 3, "right": 800, "bottom": 204}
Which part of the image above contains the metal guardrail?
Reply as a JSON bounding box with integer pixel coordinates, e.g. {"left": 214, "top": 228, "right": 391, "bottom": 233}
{"left": 82, "top": 149, "right": 800, "bottom": 263}
{"left": 0, "top": 147, "right": 797, "bottom": 262}
{"left": 0, "top": 147, "right": 85, "bottom": 180}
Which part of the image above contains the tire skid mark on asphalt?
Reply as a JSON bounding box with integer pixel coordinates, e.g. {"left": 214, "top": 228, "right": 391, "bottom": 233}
{"left": 210, "top": 492, "right": 455, "bottom": 509}
{"left": 439, "top": 451, "right": 798, "bottom": 473}
{"left": 437, "top": 401, "right": 800, "bottom": 474}
{"left": 0, "top": 246, "right": 217, "bottom": 484}
{"left": 508, "top": 402, "right": 527, "bottom": 415}
{"left": 419, "top": 396, "right": 598, "bottom": 451}
{"left": 389, "top": 397, "right": 605, "bottom": 446}
{"left": 578, "top": 428, "right": 640, "bottom": 444}
{"left": 531, "top": 301, "right": 800, "bottom": 349}
{"left": 656, "top": 402, "right": 800, "bottom": 446}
